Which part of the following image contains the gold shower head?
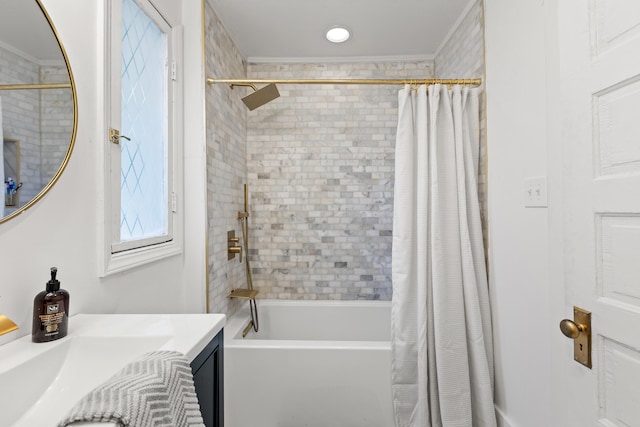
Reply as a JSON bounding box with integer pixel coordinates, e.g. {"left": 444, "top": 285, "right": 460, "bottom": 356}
{"left": 238, "top": 83, "right": 280, "bottom": 110}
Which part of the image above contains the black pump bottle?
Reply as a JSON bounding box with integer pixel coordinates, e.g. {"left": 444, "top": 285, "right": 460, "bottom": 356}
{"left": 32, "top": 267, "right": 70, "bottom": 343}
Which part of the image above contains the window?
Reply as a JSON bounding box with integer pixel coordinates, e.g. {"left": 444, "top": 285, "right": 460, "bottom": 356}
{"left": 102, "top": 0, "right": 182, "bottom": 275}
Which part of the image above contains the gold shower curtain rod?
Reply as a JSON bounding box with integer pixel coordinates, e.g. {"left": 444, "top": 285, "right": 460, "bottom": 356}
{"left": 206, "top": 78, "right": 481, "bottom": 87}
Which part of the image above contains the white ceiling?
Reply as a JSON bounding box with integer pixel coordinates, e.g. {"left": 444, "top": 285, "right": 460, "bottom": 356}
{"left": 0, "top": 0, "right": 63, "bottom": 62}
{"left": 208, "top": 0, "right": 475, "bottom": 61}
{"left": 0, "top": 0, "right": 475, "bottom": 63}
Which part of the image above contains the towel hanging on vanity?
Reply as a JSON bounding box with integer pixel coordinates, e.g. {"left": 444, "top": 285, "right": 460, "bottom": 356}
{"left": 58, "top": 351, "right": 205, "bottom": 427}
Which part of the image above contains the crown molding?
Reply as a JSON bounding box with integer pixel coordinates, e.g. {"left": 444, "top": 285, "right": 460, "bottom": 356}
{"left": 434, "top": 0, "right": 479, "bottom": 59}
{"left": 247, "top": 54, "right": 435, "bottom": 64}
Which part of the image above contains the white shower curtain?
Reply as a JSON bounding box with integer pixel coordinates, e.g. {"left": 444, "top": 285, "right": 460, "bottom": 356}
{"left": 391, "top": 84, "right": 495, "bottom": 427}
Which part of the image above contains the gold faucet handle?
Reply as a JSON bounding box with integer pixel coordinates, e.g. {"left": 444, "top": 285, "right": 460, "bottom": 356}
{"left": 227, "top": 230, "right": 242, "bottom": 262}
{"left": 0, "top": 314, "right": 19, "bottom": 336}
{"left": 229, "top": 245, "right": 242, "bottom": 262}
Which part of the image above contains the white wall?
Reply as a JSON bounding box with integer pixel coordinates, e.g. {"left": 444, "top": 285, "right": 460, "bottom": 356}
{"left": 0, "top": 0, "right": 207, "bottom": 346}
{"left": 484, "top": 0, "right": 557, "bottom": 426}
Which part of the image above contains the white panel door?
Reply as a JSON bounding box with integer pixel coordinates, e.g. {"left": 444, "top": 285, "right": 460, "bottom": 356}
{"left": 558, "top": 0, "right": 640, "bottom": 425}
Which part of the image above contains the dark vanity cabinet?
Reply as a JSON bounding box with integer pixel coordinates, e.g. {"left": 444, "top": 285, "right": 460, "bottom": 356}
{"left": 191, "top": 329, "right": 223, "bottom": 427}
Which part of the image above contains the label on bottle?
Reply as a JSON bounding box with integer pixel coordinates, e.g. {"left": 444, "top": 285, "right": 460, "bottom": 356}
{"left": 39, "top": 301, "right": 65, "bottom": 337}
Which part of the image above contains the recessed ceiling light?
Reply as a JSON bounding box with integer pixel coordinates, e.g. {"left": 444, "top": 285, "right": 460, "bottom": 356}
{"left": 326, "top": 26, "right": 350, "bottom": 43}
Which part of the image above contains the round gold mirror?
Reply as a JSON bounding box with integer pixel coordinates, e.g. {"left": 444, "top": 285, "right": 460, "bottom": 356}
{"left": 0, "top": 0, "right": 77, "bottom": 224}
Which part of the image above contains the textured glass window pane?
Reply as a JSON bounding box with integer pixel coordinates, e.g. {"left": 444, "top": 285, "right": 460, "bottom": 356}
{"left": 120, "top": 0, "right": 168, "bottom": 242}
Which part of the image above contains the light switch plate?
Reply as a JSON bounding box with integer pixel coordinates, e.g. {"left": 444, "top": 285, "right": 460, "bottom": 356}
{"left": 524, "top": 176, "right": 547, "bottom": 207}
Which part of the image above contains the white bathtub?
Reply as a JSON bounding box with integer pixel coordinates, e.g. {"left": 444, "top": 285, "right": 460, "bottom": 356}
{"left": 224, "top": 300, "right": 393, "bottom": 427}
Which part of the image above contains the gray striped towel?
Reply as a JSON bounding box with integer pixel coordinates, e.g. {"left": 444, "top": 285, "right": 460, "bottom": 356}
{"left": 58, "top": 351, "right": 205, "bottom": 427}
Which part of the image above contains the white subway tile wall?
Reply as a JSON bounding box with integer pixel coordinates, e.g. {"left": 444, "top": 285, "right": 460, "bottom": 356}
{"left": 435, "top": 1, "right": 484, "bottom": 79}
{"left": 0, "top": 46, "right": 72, "bottom": 210}
{"left": 205, "top": 2, "right": 249, "bottom": 317}
{"left": 245, "top": 61, "right": 434, "bottom": 300}
{"left": 40, "top": 66, "right": 73, "bottom": 185}
{"left": 205, "top": 0, "right": 485, "bottom": 311}
{"left": 1, "top": 45, "right": 41, "bottom": 206}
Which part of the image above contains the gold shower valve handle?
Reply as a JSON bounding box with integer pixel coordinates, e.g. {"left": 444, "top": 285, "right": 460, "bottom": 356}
{"left": 229, "top": 246, "right": 242, "bottom": 262}
{"left": 227, "top": 230, "right": 242, "bottom": 262}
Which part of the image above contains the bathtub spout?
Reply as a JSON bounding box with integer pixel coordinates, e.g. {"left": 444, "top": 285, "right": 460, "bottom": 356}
{"left": 242, "top": 320, "right": 254, "bottom": 338}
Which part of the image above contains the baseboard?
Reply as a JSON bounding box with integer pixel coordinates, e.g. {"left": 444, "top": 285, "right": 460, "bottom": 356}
{"left": 495, "top": 405, "right": 515, "bottom": 427}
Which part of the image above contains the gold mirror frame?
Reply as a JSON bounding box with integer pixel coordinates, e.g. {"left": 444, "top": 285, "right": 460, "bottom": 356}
{"left": 0, "top": 0, "right": 78, "bottom": 224}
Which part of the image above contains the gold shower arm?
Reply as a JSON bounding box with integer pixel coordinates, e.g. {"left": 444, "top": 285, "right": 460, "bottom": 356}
{"left": 207, "top": 78, "right": 481, "bottom": 87}
{"left": 229, "top": 82, "right": 258, "bottom": 91}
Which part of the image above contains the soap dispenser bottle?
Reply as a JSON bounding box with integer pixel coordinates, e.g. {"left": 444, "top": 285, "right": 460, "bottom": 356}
{"left": 32, "top": 267, "right": 70, "bottom": 343}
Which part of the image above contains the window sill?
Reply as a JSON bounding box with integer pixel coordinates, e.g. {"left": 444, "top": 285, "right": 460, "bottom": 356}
{"left": 99, "top": 238, "right": 182, "bottom": 277}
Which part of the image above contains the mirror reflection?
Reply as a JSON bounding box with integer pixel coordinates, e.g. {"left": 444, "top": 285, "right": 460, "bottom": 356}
{"left": 0, "top": 0, "right": 75, "bottom": 222}
{"left": 3, "top": 138, "right": 20, "bottom": 211}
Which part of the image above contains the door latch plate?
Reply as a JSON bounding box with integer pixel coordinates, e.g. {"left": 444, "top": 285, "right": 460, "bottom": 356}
{"left": 573, "top": 307, "right": 592, "bottom": 369}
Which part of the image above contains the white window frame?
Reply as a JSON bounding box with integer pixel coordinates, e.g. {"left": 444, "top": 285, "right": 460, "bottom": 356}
{"left": 99, "top": 0, "right": 183, "bottom": 276}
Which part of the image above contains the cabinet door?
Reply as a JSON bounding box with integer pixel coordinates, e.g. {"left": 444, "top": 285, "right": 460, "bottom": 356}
{"left": 192, "top": 330, "right": 223, "bottom": 427}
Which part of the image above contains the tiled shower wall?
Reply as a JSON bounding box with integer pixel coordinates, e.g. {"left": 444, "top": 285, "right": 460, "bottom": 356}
{"left": 1, "top": 45, "right": 42, "bottom": 206}
{"left": 205, "top": 0, "right": 486, "bottom": 307}
{"left": 40, "top": 66, "right": 73, "bottom": 185}
{"left": 434, "top": 1, "right": 484, "bottom": 79}
{"left": 0, "top": 45, "right": 72, "bottom": 210}
{"left": 204, "top": 2, "right": 249, "bottom": 318}
{"left": 245, "top": 1, "right": 485, "bottom": 300}
{"left": 246, "top": 61, "right": 434, "bottom": 300}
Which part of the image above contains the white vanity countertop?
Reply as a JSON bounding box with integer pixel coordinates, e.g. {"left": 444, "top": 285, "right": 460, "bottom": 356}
{"left": 0, "top": 313, "right": 225, "bottom": 427}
